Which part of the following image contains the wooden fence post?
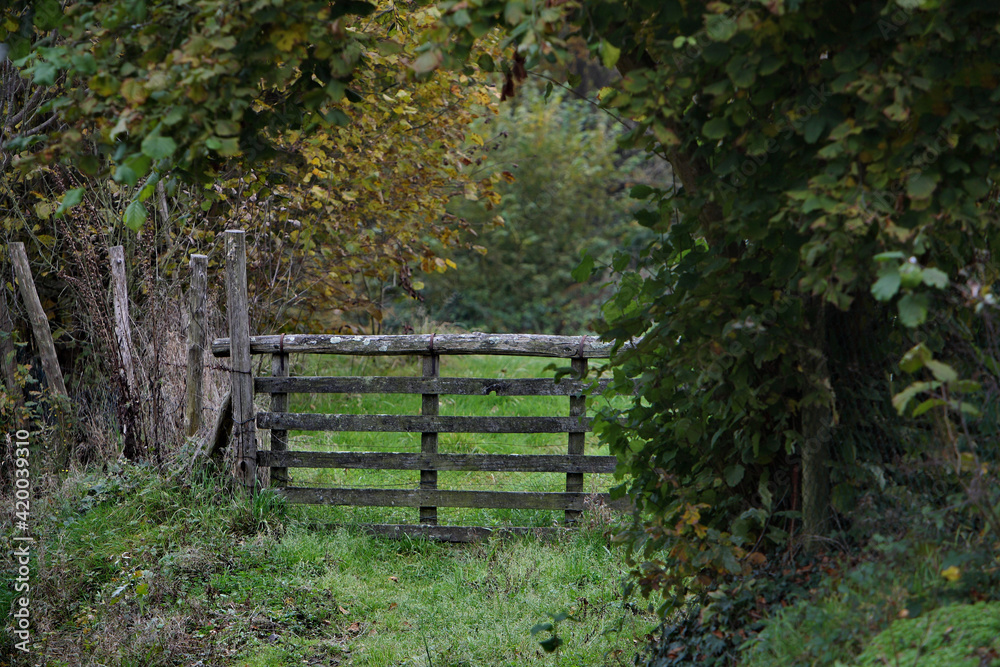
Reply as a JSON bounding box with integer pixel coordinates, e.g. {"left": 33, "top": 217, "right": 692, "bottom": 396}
{"left": 224, "top": 231, "right": 256, "bottom": 490}
{"left": 270, "top": 351, "right": 289, "bottom": 487}
{"left": 0, "top": 282, "right": 24, "bottom": 425}
{"left": 420, "top": 349, "right": 440, "bottom": 525}
{"left": 109, "top": 246, "right": 138, "bottom": 394}
{"left": 185, "top": 254, "right": 208, "bottom": 437}
{"left": 566, "top": 356, "right": 587, "bottom": 525}
{"left": 8, "top": 242, "right": 67, "bottom": 397}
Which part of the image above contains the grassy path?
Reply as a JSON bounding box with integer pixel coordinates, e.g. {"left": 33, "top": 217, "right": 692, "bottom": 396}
{"left": 3, "top": 354, "right": 656, "bottom": 665}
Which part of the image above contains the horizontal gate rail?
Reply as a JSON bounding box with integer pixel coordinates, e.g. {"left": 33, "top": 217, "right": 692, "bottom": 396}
{"left": 213, "top": 332, "right": 615, "bottom": 358}
{"left": 255, "top": 376, "right": 609, "bottom": 396}
{"left": 258, "top": 450, "right": 617, "bottom": 473}
{"left": 257, "top": 413, "right": 591, "bottom": 433}
{"left": 279, "top": 487, "right": 609, "bottom": 510}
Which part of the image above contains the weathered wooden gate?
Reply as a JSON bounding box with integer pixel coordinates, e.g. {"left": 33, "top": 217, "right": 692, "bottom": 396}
{"left": 212, "top": 230, "right": 621, "bottom": 540}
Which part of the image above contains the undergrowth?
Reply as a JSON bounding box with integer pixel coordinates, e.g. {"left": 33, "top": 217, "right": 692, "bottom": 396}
{"left": 1, "top": 461, "right": 655, "bottom": 666}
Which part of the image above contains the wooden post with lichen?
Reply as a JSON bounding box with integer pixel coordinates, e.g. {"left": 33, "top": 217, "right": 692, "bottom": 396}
{"left": 224, "top": 231, "right": 256, "bottom": 490}
{"left": 566, "top": 356, "right": 587, "bottom": 524}
{"left": 270, "top": 351, "right": 289, "bottom": 487}
{"left": 109, "top": 246, "right": 137, "bottom": 394}
{"left": 0, "top": 281, "right": 24, "bottom": 424}
{"left": 420, "top": 351, "right": 440, "bottom": 525}
{"left": 185, "top": 254, "right": 208, "bottom": 437}
{"left": 8, "top": 242, "right": 67, "bottom": 398}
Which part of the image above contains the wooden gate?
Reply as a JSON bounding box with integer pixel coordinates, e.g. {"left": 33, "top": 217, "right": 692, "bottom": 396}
{"left": 212, "top": 231, "right": 622, "bottom": 540}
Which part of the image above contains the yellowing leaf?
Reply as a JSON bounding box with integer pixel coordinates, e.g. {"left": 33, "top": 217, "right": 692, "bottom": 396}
{"left": 941, "top": 566, "right": 961, "bottom": 582}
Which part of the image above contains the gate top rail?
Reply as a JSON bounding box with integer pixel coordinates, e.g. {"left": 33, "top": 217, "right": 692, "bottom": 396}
{"left": 212, "top": 332, "right": 614, "bottom": 359}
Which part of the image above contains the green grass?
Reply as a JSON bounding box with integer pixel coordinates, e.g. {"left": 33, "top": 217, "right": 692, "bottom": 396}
{"left": 276, "top": 353, "right": 624, "bottom": 528}
{"left": 4, "top": 463, "right": 656, "bottom": 666}
{"left": 1, "top": 353, "right": 649, "bottom": 666}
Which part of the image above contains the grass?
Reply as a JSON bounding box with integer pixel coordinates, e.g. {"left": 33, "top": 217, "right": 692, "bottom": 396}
{"left": 274, "top": 352, "right": 624, "bottom": 528}
{"left": 2, "top": 353, "right": 652, "bottom": 666}
{"left": 1, "top": 463, "right": 655, "bottom": 666}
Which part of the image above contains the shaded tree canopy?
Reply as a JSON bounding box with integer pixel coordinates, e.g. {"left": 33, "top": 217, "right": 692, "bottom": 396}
{"left": 422, "top": 0, "right": 1000, "bottom": 603}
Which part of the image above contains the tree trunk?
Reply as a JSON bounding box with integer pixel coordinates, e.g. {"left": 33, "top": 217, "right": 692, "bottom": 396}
{"left": 801, "top": 301, "right": 834, "bottom": 546}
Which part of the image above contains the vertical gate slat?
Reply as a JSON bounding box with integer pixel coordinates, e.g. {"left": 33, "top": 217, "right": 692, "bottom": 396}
{"left": 420, "top": 352, "right": 440, "bottom": 525}
{"left": 565, "top": 357, "right": 587, "bottom": 524}
{"left": 270, "top": 352, "right": 290, "bottom": 487}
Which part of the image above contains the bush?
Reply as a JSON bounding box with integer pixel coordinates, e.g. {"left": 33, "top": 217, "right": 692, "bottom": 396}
{"left": 408, "top": 86, "right": 655, "bottom": 334}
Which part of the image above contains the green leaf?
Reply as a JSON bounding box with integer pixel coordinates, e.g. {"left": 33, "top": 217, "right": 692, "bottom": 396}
{"left": 530, "top": 622, "right": 553, "bottom": 636}
{"left": 724, "top": 464, "right": 745, "bottom": 487}
{"left": 114, "top": 164, "right": 139, "bottom": 187}
{"left": 539, "top": 635, "right": 563, "bottom": 653}
{"left": 803, "top": 115, "right": 825, "bottom": 144}
{"left": 948, "top": 380, "right": 981, "bottom": 393}
{"left": 705, "top": 14, "right": 738, "bottom": 42}
{"left": 412, "top": 49, "right": 443, "bottom": 74}
{"left": 907, "top": 174, "right": 937, "bottom": 199}
{"left": 897, "top": 292, "right": 930, "bottom": 327}
{"left": 871, "top": 266, "right": 901, "bottom": 301}
{"left": 702, "top": 117, "right": 729, "bottom": 140}
{"left": 476, "top": 53, "right": 495, "bottom": 72}
{"left": 55, "top": 188, "right": 85, "bottom": 218}
{"left": 572, "top": 252, "right": 595, "bottom": 282}
{"left": 912, "top": 398, "right": 946, "bottom": 417}
{"left": 123, "top": 200, "right": 148, "bottom": 231}
{"left": 900, "top": 343, "right": 931, "bottom": 373}
{"left": 874, "top": 251, "right": 905, "bottom": 261}
{"left": 141, "top": 133, "right": 177, "bottom": 160}
{"left": 725, "top": 57, "right": 755, "bottom": 88}
{"left": 33, "top": 0, "right": 64, "bottom": 30}
{"left": 630, "top": 184, "right": 654, "bottom": 199}
{"left": 924, "top": 360, "right": 958, "bottom": 383}
{"left": 832, "top": 48, "right": 867, "bottom": 73}
{"left": 921, "top": 267, "right": 948, "bottom": 289}
{"left": 892, "top": 380, "right": 939, "bottom": 414}
{"left": 600, "top": 39, "right": 621, "bottom": 69}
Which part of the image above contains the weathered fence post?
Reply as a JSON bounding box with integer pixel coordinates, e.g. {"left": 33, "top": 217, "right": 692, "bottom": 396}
{"left": 8, "top": 242, "right": 68, "bottom": 397}
{"left": 185, "top": 254, "right": 208, "bottom": 437}
{"left": 420, "top": 344, "right": 440, "bottom": 525}
{"left": 566, "top": 355, "right": 587, "bottom": 524}
{"left": 109, "top": 246, "right": 138, "bottom": 394}
{"left": 224, "top": 231, "right": 257, "bottom": 490}
{"left": 0, "top": 283, "right": 22, "bottom": 413}
{"left": 270, "top": 350, "right": 289, "bottom": 487}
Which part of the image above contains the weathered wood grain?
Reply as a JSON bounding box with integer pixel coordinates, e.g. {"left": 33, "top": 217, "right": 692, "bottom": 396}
{"left": 213, "top": 332, "right": 615, "bottom": 358}
{"left": 185, "top": 254, "right": 208, "bottom": 437}
{"left": 225, "top": 231, "right": 256, "bottom": 489}
{"left": 256, "top": 412, "right": 591, "bottom": 433}
{"left": 277, "top": 487, "right": 605, "bottom": 510}
{"left": 421, "top": 353, "right": 439, "bottom": 525}
{"left": 109, "top": 246, "right": 138, "bottom": 394}
{"left": 254, "top": 376, "right": 610, "bottom": 396}
{"left": 8, "top": 242, "right": 67, "bottom": 397}
{"left": 566, "top": 357, "right": 587, "bottom": 524}
{"left": 0, "top": 283, "right": 23, "bottom": 422}
{"left": 330, "top": 524, "right": 569, "bottom": 542}
{"left": 270, "top": 352, "right": 289, "bottom": 487}
{"left": 257, "top": 450, "right": 618, "bottom": 473}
